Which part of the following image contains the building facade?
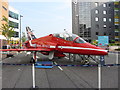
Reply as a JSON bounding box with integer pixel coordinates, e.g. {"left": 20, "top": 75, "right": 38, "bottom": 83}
{"left": 0, "top": 0, "right": 8, "bottom": 35}
{"left": 9, "top": 6, "right": 20, "bottom": 44}
{"left": 91, "top": 2, "right": 115, "bottom": 43}
{"left": 72, "top": 0, "right": 120, "bottom": 44}
{"left": 72, "top": 1, "right": 100, "bottom": 42}
{"left": 72, "top": 1, "right": 79, "bottom": 36}
{"left": 72, "top": 1, "right": 97, "bottom": 42}
{"left": 77, "top": 2, "right": 96, "bottom": 42}
{"left": 114, "top": 1, "right": 120, "bottom": 44}
{"left": 91, "top": 1, "right": 120, "bottom": 44}
{"left": 0, "top": 0, "right": 8, "bottom": 48}
{"left": 0, "top": 1, "right": 20, "bottom": 48}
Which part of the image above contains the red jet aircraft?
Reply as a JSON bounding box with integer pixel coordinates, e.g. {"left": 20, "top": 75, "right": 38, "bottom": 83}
{"left": 1, "top": 27, "right": 108, "bottom": 63}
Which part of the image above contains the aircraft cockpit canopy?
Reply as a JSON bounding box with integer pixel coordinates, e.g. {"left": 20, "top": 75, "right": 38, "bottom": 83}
{"left": 53, "top": 33, "right": 86, "bottom": 43}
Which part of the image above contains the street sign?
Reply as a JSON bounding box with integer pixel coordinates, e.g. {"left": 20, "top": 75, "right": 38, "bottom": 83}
{"left": 98, "top": 36, "right": 109, "bottom": 46}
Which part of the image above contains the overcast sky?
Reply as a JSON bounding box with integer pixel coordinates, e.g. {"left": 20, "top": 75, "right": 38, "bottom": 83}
{"left": 9, "top": 0, "right": 72, "bottom": 38}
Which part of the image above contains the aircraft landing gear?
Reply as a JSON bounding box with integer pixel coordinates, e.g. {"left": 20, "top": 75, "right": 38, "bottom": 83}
{"left": 58, "top": 57, "right": 64, "bottom": 59}
{"left": 80, "top": 59, "right": 89, "bottom": 65}
{"left": 30, "top": 52, "right": 37, "bottom": 63}
{"left": 30, "top": 57, "right": 36, "bottom": 63}
{"left": 78, "top": 55, "right": 100, "bottom": 65}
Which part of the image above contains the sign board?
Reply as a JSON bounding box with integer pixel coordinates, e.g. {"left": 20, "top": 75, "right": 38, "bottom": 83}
{"left": 98, "top": 36, "right": 109, "bottom": 46}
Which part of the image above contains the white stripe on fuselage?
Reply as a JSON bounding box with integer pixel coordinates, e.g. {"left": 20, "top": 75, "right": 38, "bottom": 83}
{"left": 29, "top": 41, "right": 107, "bottom": 52}
{"left": 50, "top": 46, "right": 56, "bottom": 48}
{"left": 58, "top": 46, "right": 108, "bottom": 52}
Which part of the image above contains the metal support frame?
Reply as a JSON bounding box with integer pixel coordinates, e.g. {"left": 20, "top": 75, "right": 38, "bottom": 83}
{"left": 32, "top": 51, "right": 37, "bottom": 63}
{"left": 78, "top": 55, "right": 100, "bottom": 65}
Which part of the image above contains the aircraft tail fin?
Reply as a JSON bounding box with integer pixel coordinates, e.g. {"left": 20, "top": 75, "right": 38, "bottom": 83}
{"left": 26, "top": 27, "right": 36, "bottom": 40}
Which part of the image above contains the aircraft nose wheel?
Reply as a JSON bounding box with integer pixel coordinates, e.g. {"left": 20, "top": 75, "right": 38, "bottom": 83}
{"left": 30, "top": 57, "right": 36, "bottom": 63}
{"left": 80, "top": 60, "right": 89, "bottom": 65}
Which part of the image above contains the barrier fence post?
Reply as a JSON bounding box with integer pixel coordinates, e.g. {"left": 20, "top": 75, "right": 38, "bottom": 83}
{"left": 98, "top": 63, "right": 101, "bottom": 90}
{"left": 32, "top": 63, "right": 35, "bottom": 88}
{"left": 98, "top": 55, "right": 105, "bottom": 90}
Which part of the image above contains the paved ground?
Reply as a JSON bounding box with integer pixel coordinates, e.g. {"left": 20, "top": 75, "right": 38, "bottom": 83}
{"left": 2, "top": 52, "right": 120, "bottom": 89}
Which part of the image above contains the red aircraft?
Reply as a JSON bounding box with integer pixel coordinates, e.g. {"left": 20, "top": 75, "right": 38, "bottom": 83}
{"left": 1, "top": 27, "right": 108, "bottom": 63}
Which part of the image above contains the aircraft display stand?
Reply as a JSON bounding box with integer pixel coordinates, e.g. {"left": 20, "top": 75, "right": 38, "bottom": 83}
{"left": 35, "top": 61, "right": 53, "bottom": 69}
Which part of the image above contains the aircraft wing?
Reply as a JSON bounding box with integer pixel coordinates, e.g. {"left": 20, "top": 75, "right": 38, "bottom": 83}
{"left": 0, "top": 48, "right": 51, "bottom": 52}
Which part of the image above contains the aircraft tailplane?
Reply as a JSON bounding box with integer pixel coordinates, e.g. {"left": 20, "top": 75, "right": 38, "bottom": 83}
{"left": 26, "top": 27, "right": 36, "bottom": 40}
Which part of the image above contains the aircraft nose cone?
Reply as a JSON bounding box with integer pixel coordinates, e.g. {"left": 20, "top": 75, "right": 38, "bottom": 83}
{"left": 92, "top": 45, "right": 108, "bottom": 55}
{"left": 100, "top": 50, "right": 108, "bottom": 55}
{"left": 96, "top": 47, "right": 108, "bottom": 55}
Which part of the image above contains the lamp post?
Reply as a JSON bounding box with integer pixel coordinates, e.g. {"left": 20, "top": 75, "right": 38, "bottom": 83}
{"left": 20, "top": 15, "right": 23, "bottom": 49}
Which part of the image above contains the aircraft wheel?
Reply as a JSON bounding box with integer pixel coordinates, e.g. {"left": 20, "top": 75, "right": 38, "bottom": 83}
{"left": 81, "top": 60, "right": 89, "bottom": 65}
{"left": 30, "top": 57, "right": 35, "bottom": 63}
{"left": 58, "top": 57, "right": 63, "bottom": 59}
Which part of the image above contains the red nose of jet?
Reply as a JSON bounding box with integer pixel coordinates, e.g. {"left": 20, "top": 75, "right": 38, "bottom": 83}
{"left": 85, "top": 43, "right": 108, "bottom": 55}
{"left": 98, "top": 49, "right": 108, "bottom": 55}
{"left": 93, "top": 46, "right": 108, "bottom": 55}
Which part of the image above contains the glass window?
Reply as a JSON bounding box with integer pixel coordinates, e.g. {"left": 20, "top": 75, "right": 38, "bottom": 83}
{"left": 103, "top": 11, "right": 107, "bottom": 14}
{"left": 115, "top": 4, "right": 119, "bottom": 8}
{"left": 2, "top": 6, "right": 7, "bottom": 11}
{"left": 115, "top": 39, "right": 119, "bottom": 41}
{"left": 109, "top": 26, "right": 112, "bottom": 29}
{"left": 115, "top": 25, "right": 119, "bottom": 29}
{"left": 103, "top": 3, "right": 107, "bottom": 7}
{"left": 74, "top": 1, "right": 77, "bottom": 4}
{"left": 109, "top": 18, "right": 112, "bottom": 22}
{"left": 95, "top": 17, "right": 99, "bottom": 21}
{"left": 115, "top": 11, "right": 119, "bottom": 16}
{"left": 9, "top": 11, "right": 19, "bottom": 20}
{"left": 53, "top": 33, "right": 86, "bottom": 43}
{"left": 13, "top": 32, "right": 19, "bottom": 37}
{"left": 95, "top": 10, "right": 99, "bottom": 14}
{"left": 115, "top": 32, "right": 119, "bottom": 36}
{"left": 104, "top": 32, "right": 106, "bottom": 35}
{"left": 95, "top": 2, "right": 98, "bottom": 7}
{"left": 115, "top": 18, "right": 119, "bottom": 22}
{"left": 9, "top": 21, "right": 19, "bottom": 29}
{"left": 103, "top": 18, "right": 107, "bottom": 22}
{"left": 108, "top": 3, "right": 111, "bottom": 8}
{"left": 103, "top": 25, "right": 107, "bottom": 28}
{"left": 96, "top": 32, "right": 99, "bottom": 35}
{"left": 74, "top": 37, "right": 86, "bottom": 43}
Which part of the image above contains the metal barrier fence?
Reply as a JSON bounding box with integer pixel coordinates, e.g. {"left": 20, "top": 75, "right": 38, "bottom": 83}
{"left": 1, "top": 63, "right": 120, "bottom": 67}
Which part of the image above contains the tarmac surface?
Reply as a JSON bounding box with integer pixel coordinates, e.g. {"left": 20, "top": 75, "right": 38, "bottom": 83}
{"left": 2, "top": 52, "right": 120, "bottom": 89}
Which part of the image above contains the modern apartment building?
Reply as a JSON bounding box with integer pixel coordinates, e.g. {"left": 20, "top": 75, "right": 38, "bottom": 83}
{"left": 91, "top": 1, "right": 120, "bottom": 44}
{"left": 91, "top": 2, "right": 115, "bottom": 43}
{"left": 72, "top": 1, "right": 97, "bottom": 42}
{"left": 114, "top": 1, "right": 120, "bottom": 44}
{"left": 0, "top": 0, "right": 8, "bottom": 48}
{"left": 72, "top": 1, "right": 101, "bottom": 42}
{"left": 72, "top": 0, "right": 120, "bottom": 44}
{"left": 0, "top": 0, "right": 20, "bottom": 48}
{"left": 0, "top": 0, "right": 8, "bottom": 36}
{"left": 9, "top": 6, "right": 20, "bottom": 44}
